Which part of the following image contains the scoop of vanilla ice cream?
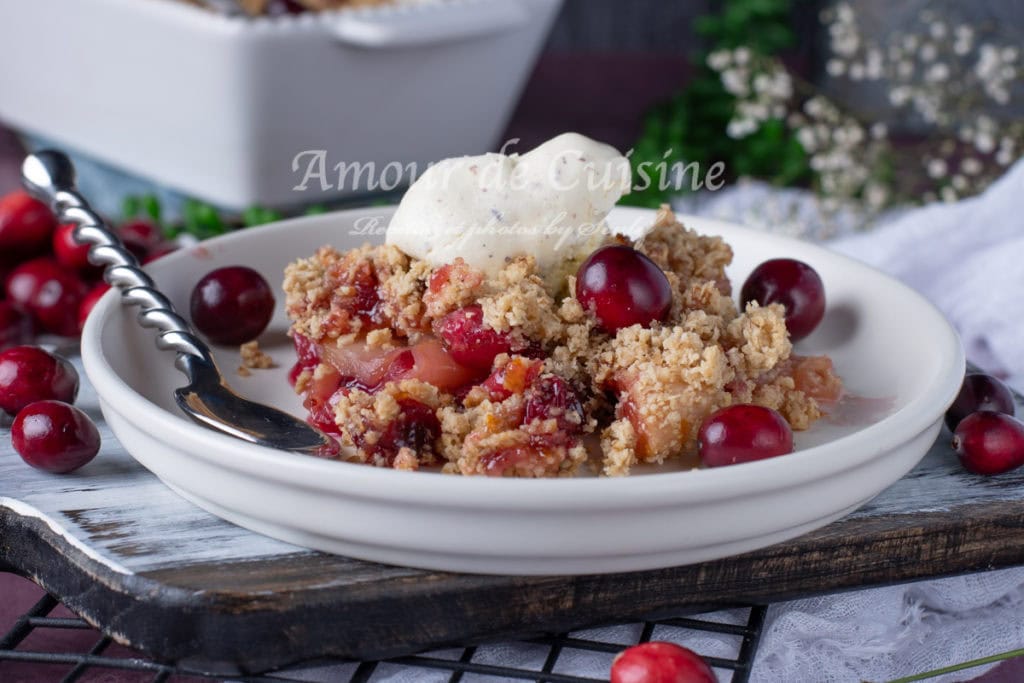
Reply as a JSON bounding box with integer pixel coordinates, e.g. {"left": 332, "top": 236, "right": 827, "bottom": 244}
{"left": 386, "top": 133, "right": 631, "bottom": 289}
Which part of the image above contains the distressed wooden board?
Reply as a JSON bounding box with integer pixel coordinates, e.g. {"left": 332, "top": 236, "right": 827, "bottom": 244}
{"left": 2, "top": 361, "right": 1024, "bottom": 674}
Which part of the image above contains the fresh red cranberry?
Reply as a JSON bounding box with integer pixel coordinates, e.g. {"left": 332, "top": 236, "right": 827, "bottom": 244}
{"left": 143, "top": 243, "right": 179, "bottom": 265}
{"left": 190, "top": 266, "right": 275, "bottom": 345}
{"left": 437, "top": 305, "right": 512, "bottom": 370}
{"left": 576, "top": 245, "right": 672, "bottom": 333}
{"left": 741, "top": 259, "right": 825, "bottom": 342}
{"left": 5, "top": 258, "right": 86, "bottom": 337}
{"left": 52, "top": 223, "right": 94, "bottom": 273}
{"left": 945, "top": 373, "right": 1016, "bottom": 431}
{"left": 952, "top": 411, "right": 1024, "bottom": 475}
{"left": 611, "top": 642, "right": 718, "bottom": 683}
{"left": 78, "top": 283, "right": 111, "bottom": 333}
{"left": 0, "top": 346, "right": 79, "bottom": 415}
{"left": 523, "top": 375, "right": 584, "bottom": 433}
{"left": 11, "top": 400, "right": 100, "bottom": 473}
{"left": 0, "top": 302, "right": 35, "bottom": 350}
{"left": 0, "top": 191, "right": 56, "bottom": 263}
{"left": 699, "top": 404, "right": 793, "bottom": 467}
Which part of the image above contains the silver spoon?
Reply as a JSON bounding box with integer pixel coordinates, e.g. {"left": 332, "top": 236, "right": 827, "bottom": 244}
{"left": 21, "top": 150, "right": 338, "bottom": 456}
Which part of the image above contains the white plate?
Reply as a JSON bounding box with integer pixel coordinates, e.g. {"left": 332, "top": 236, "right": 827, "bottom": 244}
{"left": 81, "top": 207, "right": 964, "bottom": 575}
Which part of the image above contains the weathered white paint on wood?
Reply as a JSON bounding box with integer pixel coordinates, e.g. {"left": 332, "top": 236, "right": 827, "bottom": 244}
{"left": 1, "top": 361, "right": 1022, "bottom": 577}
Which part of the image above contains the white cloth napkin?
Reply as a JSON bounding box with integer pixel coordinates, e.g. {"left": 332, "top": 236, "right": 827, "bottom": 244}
{"left": 265, "top": 162, "right": 1024, "bottom": 682}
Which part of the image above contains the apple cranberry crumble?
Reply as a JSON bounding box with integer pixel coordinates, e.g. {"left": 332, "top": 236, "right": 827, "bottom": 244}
{"left": 284, "top": 203, "right": 842, "bottom": 477}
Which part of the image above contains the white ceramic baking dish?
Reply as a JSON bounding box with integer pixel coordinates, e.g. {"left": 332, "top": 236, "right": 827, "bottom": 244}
{"left": 0, "top": 0, "right": 562, "bottom": 208}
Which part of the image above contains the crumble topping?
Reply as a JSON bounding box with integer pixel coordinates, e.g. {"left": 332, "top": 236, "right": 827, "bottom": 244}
{"left": 237, "top": 340, "right": 276, "bottom": 376}
{"left": 283, "top": 205, "right": 842, "bottom": 477}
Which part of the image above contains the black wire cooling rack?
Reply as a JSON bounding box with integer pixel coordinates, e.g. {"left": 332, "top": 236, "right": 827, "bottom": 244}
{"left": 0, "top": 573, "right": 768, "bottom": 682}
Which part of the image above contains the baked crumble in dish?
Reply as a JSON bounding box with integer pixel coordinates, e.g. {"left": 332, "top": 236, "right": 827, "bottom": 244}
{"left": 283, "top": 203, "right": 843, "bottom": 477}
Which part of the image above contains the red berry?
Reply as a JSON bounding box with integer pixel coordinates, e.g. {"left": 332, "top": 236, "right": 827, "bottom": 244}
{"left": 0, "top": 346, "right": 79, "bottom": 415}
{"left": 78, "top": 283, "right": 111, "bottom": 333}
{"left": 698, "top": 404, "right": 793, "bottom": 468}
{"left": 0, "top": 302, "right": 35, "bottom": 350}
{"left": 11, "top": 400, "right": 100, "bottom": 474}
{"left": 945, "top": 373, "right": 1016, "bottom": 431}
{"left": 523, "top": 374, "right": 584, "bottom": 434}
{"left": 52, "top": 223, "right": 94, "bottom": 273}
{"left": 952, "top": 411, "right": 1024, "bottom": 475}
{"left": 611, "top": 642, "right": 718, "bottom": 683}
{"left": 6, "top": 258, "right": 87, "bottom": 337}
{"left": 0, "top": 191, "right": 56, "bottom": 263}
{"left": 576, "top": 246, "right": 672, "bottom": 333}
{"left": 143, "top": 243, "right": 179, "bottom": 265}
{"left": 190, "top": 266, "right": 275, "bottom": 345}
{"left": 118, "top": 220, "right": 162, "bottom": 262}
{"left": 437, "top": 305, "right": 512, "bottom": 370}
{"left": 741, "top": 258, "right": 825, "bottom": 342}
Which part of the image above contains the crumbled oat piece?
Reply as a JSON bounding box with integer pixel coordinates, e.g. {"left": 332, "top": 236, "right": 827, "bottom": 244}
{"left": 239, "top": 340, "right": 276, "bottom": 372}
{"left": 636, "top": 204, "right": 734, "bottom": 290}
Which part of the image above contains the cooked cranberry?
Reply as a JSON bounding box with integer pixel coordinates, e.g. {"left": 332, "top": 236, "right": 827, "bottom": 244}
{"left": 377, "top": 399, "right": 440, "bottom": 461}
{"left": 945, "top": 373, "right": 1016, "bottom": 431}
{"left": 699, "top": 404, "right": 793, "bottom": 467}
{"left": 11, "top": 400, "right": 100, "bottom": 473}
{"left": 52, "top": 223, "right": 94, "bottom": 273}
{"left": 0, "top": 346, "right": 79, "bottom": 415}
{"left": 0, "top": 302, "right": 35, "bottom": 350}
{"left": 481, "top": 357, "right": 543, "bottom": 402}
{"left": 952, "top": 411, "right": 1024, "bottom": 475}
{"left": 190, "top": 266, "right": 275, "bottom": 345}
{"left": 0, "top": 191, "right": 56, "bottom": 263}
{"left": 523, "top": 375, "right": 584, "bottom": 434}
{"left": 740, "top": 259, "right": 825, "bottom": 342}
{"left": 576, "top": 245, "right": 672, "bottom": 333}
{"left": 611, "top": 642, "right": 718, "bottom": 683}
{"left": 437, "top": 305, "right": 512, "bottom": 370}
{"left": 78, "top": 283, "right": 111, "bottom": 333}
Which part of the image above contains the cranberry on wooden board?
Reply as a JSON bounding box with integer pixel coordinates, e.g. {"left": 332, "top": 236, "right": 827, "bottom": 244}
{"left": 576, "top": 245, "right": 672, "bottom": 333}
{"left": 698, "top": 404, "right": 793, "bottom": 467}
{"left": 945, "top": 373, "right": 1016, "bottom": 431}
{"left": 611, "top": 642, "right": 718, "bottom": 683}
{"left": 11, "top": 400, "right": 100, "bottom": 474}
{"left": 953, "top": 411, "right": 1024, "bottom": 475}
{"left": 0, "top": 191, "right": 56, "bottom": 263}
{"left": 0, "top": 302, "right": 34, "bottom": 350}
{"left": 189, "top": 266, "right": 275, "bottom": 345}
{"left": 52, "top": 222, "right": 94, "bottom": 273}
{"left": 0, "top": 346, "right": 79, "bottom": 416}
{"left": 740, "top": 258, "right": 825, "bottom": 342}
{"left": 437, "top": 304, "right": 512, "bottom": 370}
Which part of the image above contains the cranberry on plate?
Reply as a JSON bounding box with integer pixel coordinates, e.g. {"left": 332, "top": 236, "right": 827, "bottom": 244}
{"left": 576, "top": 245, "right": 673, "bottom": 333}
{"left": 11, "top": 400, "right": 100, "bottom": 474}
{"left": 611, "top": 642, "right": 718, "bottom": 683}
{"left": 0, "top": 190, "right": 56, "bottom": 262}
{"left": 944, "top": 373, "right": 1016, "bottom": 431}
{"left": 190, "top": 266, "right": 275, "bottom": 345}
{"left": 952, "top": 411, "right": 1024, "bottom": 476}
{"left": 698, "top": 404, "right": 794, "bottom": 468}
{"left": 0, "top": 345, "right": 80, "bottom": 415}
{"left": 740, "top": 258, "right": 825, "bottom": 342}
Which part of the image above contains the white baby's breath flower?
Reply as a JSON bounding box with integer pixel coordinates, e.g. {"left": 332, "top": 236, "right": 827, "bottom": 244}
{"left": 721, "top": 69, "right": 749, "bottom": 97}
{"left": 870, "top": 122, "right": 888, "bottom": 139}
{"left": 865, "top": 183, "right": 889, "bottom": 209}
{"left": 927, "top": 158, "right": 948, "bottom": 179}
{"left": 975, "top": 132, "right": 996, "bottom": 154}
{"left": 996, "top": 148, "right": 1014, "bottom": 166}
{"left": 888, "top": 87, "right": 911, "bottom": 106}
{"left": 796, "top": 127, "right": 818, "bottom": 151}
{"left": 752, "top": 73, "right": 772, "bottom": 94}
{"left": 940, "top": 186, "right": 958, "bottom": 203}
{"left": 707, "top": 50, "right": 731, "bottom": 71}
{"left": 951, "top": 174, "right": 968, "bottom": 191}
{"left": 849, "top": 63, "right": 865, "bottom": 80}
{"left": 826, "top": 59, "right": 846, "bottom": 77}
{"left": 961, "top": 157, "right": 982, "bottom": 175}
{"left": 1002, "top": 46, "right": 1019, "bottom": 62}
{"left": 902, "top": 34, "right": 919, "bottom": 51}
{"left": 925, "top": 63, "right": 950, "bottom": 83}
{"left": 897, "top": 60, "right": 914, "bottom": 78}
{"left": 919, "top": 43, "right": 938, "bottom": 62}
{"left": 733, "top": 47, "right": 751, "bottom": 65}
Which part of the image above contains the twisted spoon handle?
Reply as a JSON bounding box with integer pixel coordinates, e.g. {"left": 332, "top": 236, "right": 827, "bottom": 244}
{"left": 21, "top": 151, "right": 213, "bottom": 376}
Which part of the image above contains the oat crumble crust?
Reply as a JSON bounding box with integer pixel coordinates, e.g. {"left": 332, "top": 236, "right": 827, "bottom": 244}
{"left": 237, "top": 340, "right": 276, "bottom": 377}
{"left": 283, "top": 205, "right": 842, "bottom": 477}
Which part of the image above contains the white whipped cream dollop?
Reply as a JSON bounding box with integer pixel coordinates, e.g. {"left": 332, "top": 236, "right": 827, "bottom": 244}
{"left": 385, "top": 133, "right": 631, "bottom": 287}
